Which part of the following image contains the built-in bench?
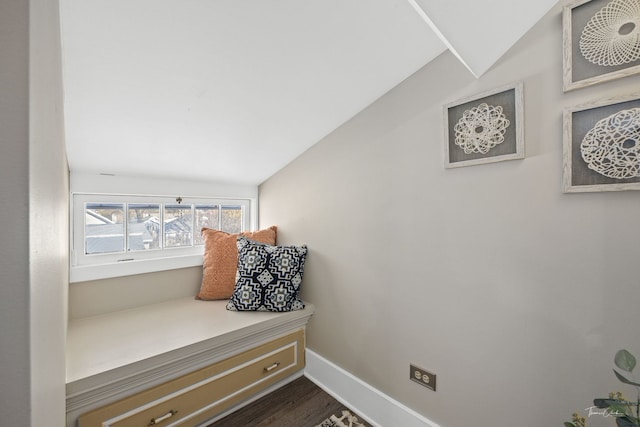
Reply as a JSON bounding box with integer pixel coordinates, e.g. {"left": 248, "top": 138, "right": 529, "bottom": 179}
{"left": 65, "top": 297, "right": 314, "bottom": 427}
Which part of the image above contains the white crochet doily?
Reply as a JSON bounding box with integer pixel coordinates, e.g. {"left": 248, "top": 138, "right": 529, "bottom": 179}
{"left": 580, "top": 108, "right": 640, "bottom": 179}
{"left": 579, "top": 0, "right": 640, "bottom": 66}
{"left": 453, "top": 103, "right": 510, "bottom": 155}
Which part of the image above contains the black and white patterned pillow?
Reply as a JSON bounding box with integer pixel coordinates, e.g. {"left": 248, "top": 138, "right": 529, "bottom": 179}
{"left": 226, "top": 236, "right": 307, "bottom": 312}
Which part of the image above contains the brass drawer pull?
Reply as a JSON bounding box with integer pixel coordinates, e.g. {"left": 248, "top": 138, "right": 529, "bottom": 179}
{"left": 263, "top": 362, "right": 280, "bottom": 373}
{"left": 148, "top": 409, "right": 178, "bottom": 426}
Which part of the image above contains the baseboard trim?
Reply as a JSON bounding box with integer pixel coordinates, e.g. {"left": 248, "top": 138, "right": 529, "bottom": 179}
{"left": 304, "top": 349, "right": 441, "bottom": 427}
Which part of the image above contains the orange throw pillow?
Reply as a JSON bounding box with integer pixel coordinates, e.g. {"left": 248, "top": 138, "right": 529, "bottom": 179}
{"left": 196, "top": 226, "right": 277, "bottom": 300}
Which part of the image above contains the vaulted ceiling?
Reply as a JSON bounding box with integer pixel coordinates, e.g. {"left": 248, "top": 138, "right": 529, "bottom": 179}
{"left": 60, "top": 0, "right": 559, "bottom": 185}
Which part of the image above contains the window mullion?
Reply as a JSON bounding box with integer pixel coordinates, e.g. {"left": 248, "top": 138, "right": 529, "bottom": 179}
{"left": 190, "top": 204, "right": 195, "bottom": 246}
{"left": 160, "top": 202, "right": 165, "bottom": 249}
{"left": 124, "top": 203, "right": 129, "bottom": 253}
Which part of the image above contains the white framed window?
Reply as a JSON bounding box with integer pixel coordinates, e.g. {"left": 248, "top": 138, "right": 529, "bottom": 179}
{"left": 71, "top": 193, "right": 252, "bottom": 282}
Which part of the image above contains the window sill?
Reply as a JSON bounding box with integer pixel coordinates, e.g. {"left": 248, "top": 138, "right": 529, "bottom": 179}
{"left": 70, "top": 254, "right": 204, "bottom": 283}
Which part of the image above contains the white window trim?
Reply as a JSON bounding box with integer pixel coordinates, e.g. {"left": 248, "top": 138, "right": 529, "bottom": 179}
{"left": 70, "top": 254, "right": 204, "bottom": 283}
{"left": 70, "top": 192, "right": 255, "bottom": 283}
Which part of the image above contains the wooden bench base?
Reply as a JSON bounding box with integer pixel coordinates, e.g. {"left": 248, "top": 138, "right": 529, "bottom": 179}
{"left": 66, "top": 298, "right": 314, "bottom": 427}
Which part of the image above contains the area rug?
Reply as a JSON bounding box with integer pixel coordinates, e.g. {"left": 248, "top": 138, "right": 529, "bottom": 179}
{"left": 316, "top": 410, "right": 367, "bottom": 427}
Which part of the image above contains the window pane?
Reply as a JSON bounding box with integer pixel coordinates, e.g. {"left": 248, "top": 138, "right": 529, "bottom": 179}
{"left": 164, "top": 205, "right": 193, "bottom": 247}
{"left": 221, "top": 205, "right": 242, "bottom": 234}
{"left": 194, "top": 205, "right": 220, "bottom": 245}
{"left": 85, "top": 203, "right": 125, "bottom": 254}
{"left": 128, "top": 204, "right": 161, "bottom": 251}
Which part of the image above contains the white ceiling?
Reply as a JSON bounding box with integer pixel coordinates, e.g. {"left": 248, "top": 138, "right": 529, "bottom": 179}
{"left": 60, "top": 0, "right": 559, "bottom": 185}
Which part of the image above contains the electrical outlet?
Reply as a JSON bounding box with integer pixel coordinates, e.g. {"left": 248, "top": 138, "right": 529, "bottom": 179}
{"left": 410, "top": 364, "right": 436, "bottom": 391}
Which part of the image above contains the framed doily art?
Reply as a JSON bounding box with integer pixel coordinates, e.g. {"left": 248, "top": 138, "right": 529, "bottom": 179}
{"left": 563, "top": 93, "right": 640, "bottom": 192}
{"left": 563, "top": 0, "right": 640, "bottom": 91}
{"left": 443, "top": 82, "right": 524, "bottom": 169}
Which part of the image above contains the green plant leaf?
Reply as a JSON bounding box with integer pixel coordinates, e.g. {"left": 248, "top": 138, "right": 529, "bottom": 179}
{"left": 614, "top": 369, "right": 640, "bottom": 387}
{"left": 594, "top": 398, "right": 617, "bottom": 408}
{"left": 564, "top": 423, "right": 576, "bottom": 427}
{"left": 615, "top": 350, "right": 636, "bottom": 373}
{"left": 608, "top": 402, "right": 631, "bottom": 417}
{"left": 615, "top": 416, "right": 639, "bottom": 427}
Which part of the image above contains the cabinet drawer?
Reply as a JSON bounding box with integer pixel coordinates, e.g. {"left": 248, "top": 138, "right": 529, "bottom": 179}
{"left": 78, "top": 330, "right": 304, "bottom": 427}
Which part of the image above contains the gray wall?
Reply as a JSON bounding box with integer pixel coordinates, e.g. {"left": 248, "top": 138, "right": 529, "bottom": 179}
{"left": 0, "top": 0, "right": 31, "bottom": 424}
{"left": 259, "top": 2, "right": 640, "bottom": 426}
{"left": 30, "top": 0, "right": 69, "bottom": 424}
{"left": 0, "top": 0, "right": 68, "bottom": 425}
{"left": 69, "top": 267, "right": 202, "bottom": 319}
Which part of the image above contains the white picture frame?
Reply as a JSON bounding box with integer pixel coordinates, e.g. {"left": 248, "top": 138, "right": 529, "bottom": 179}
{"left": 563, "top": 93, "right": 640, "bottom": 193}
{"left": 443, "top": 82, "right": 524, "bottom": 169}
{"left": 563, "top": 0, "right": 640, "bottom": 92}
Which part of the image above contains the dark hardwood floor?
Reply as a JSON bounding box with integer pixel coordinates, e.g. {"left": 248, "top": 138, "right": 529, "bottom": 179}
{"left": 207, "top": 375, "right": 371, "bottom": 427}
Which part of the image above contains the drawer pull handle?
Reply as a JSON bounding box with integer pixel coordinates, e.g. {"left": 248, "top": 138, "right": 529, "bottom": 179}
{"left": 264, "top": 362, "right": 281, "bottom": 373}
{"left": 148, "top": 409, "right": 178, "bottom": 426}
